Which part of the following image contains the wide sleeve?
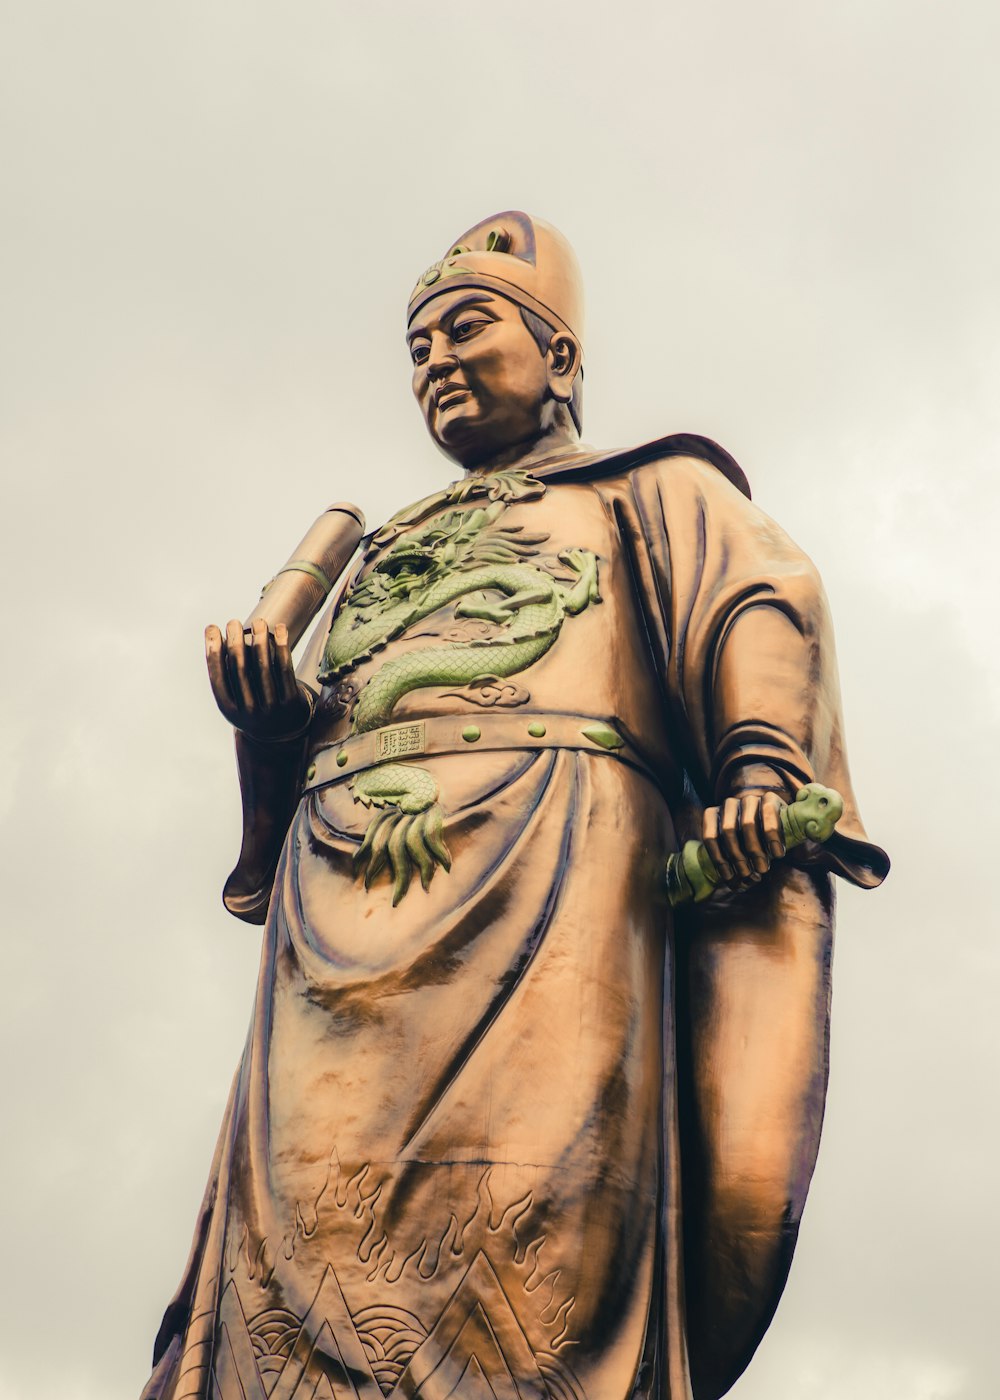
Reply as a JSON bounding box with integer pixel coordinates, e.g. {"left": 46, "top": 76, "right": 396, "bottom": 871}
{"left": 627, "top": 453, "right": 887, "bottom": 888}
{"left": 617, "top": 451, "right": 888, "bottom": 1400}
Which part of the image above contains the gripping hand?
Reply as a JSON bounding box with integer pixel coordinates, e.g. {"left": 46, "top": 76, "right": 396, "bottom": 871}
{"left": 666, "top": 783, "right": 844, "bottom": 908}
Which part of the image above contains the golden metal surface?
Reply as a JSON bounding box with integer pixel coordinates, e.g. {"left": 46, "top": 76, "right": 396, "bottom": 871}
{"left": 245, "top": 502, "right": 365, "bottom": 649}
{"left": 144, "top": 212, "right": 888, "bottom": 1400}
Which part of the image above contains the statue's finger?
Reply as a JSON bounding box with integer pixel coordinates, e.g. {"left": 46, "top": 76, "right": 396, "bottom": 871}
{"left": 702, "top": 805, "right": 733, "bottom": 884}
{"left": 720, "top": 796, "right": 752, "bottom": 881}
{"left": 761, "top": 792, "right": 786, "bottom": 859}
{"left": 250, "top": 619, "right": 277, "bottom": 710}
{"left": 205, "top": 624, "right": 239, "bottom": 723}
{"left": 225, "top": 619, "right": 255, "bottom": 715}
{"left": 739, "top": 796, "right": 769, "bottom": 876}
{"left": 272, "top": 623, "right": 298, "bottom": 706}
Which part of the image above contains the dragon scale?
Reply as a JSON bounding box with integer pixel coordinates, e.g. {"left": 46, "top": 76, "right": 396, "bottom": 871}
{"left": 348, "top": 563, "right": 569, "bottom": 733}
{"left": 323, "top": 561, "right": 556, "bottom": 681}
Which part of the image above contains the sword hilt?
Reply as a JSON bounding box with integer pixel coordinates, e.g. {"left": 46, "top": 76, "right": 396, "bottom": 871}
{"left": 665, "top": 782, "right": 844, "bottom": 908}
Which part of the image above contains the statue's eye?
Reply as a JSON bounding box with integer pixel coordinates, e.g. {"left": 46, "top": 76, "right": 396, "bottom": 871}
{"left": 410, "top": 342, "right": 430, "bottom": 365}
{"left": 452, "top": 316, "right": 489, "bottom": 343}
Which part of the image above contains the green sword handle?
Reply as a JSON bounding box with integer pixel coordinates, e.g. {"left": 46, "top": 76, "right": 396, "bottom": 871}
{"left": 665, "top": 782, "right": 844, "bottom": 909}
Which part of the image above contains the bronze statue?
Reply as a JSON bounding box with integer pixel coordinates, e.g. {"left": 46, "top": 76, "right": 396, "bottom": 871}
{"left": 143, "top": 212, "right": 888, "bottom": 1400}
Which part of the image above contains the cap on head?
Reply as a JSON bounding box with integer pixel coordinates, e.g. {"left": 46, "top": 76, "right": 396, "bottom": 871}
{"left": 407, "top": 211, "right": 584, "bottom": 349}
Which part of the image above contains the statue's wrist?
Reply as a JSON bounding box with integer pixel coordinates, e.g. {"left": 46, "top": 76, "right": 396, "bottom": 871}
{"left": 718, "top": 762, "right": 796, "bottom": 803}
{"left": 237, "top": 684, "right": 316, "bottom": 745}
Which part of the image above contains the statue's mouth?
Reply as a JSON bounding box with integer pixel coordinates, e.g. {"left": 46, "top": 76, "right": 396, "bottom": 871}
{"left": 435, "top": 383, "right": 471, "bottom": 410}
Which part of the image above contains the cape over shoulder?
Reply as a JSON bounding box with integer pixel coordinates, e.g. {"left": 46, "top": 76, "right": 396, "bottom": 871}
{"left": 533, "top": 431, "right": 752, "bottom": 499}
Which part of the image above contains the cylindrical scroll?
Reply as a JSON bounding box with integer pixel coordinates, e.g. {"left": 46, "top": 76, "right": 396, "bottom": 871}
{"left": 245, "top": 502, "right": 365, "bottom": 649}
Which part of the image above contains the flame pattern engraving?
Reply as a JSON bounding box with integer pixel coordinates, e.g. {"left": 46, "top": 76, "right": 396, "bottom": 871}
{"left": 221, "top": 1149, "right": 586, "bottom": 1398}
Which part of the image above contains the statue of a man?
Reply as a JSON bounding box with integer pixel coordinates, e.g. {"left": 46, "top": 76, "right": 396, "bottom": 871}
{"left": 143, "top": 212, "right": 887, "bottom": 1400}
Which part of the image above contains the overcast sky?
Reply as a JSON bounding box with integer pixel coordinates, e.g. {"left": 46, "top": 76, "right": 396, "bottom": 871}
{"left": 2, "top": 3, "right": 997, "bottom": 1397}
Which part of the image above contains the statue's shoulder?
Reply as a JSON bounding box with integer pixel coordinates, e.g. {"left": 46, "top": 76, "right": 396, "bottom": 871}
{"left": 537, "top": 433, "right": 752, "bottom": 500}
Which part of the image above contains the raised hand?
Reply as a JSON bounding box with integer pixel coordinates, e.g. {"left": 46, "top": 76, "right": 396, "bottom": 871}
{"left": 205, "top": 618, "right": 313, "bottom": 741}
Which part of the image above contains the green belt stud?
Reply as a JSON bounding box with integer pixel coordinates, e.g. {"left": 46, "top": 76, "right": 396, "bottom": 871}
{"left": 581, "top": 723, "right": 624, "bottom": 751}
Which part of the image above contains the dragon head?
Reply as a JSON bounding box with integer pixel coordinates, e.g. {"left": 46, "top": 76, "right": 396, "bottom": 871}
{"left": 363, "top": 503, "right": 506, "bottom": 604}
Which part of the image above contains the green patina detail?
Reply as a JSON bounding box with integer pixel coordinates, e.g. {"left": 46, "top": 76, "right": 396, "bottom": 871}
{"left": 350, "top": 763, "right": 450, "bottom": 906}
{"left": 666, "top": 840, "right": 721, "bottom": 906}
{"left": 367, "top": 467, "right": 546, "bottom": 557}
{"left": 462, "top": 725, "right": 481, "bottom": 743}
{"left": 528, "top": 722, "right": 546, "bottom": 738}
{"left": 414, "top": 257, "right": 474, "bottom": 296}
{"left": 459, "top": 467, "right": 547, "bottom": 506}
{"left": 582, "top": 723, "right": 624, "bottom": 751}
{"left": 336, "top": 750, "right": 348, "bottom": 768}
{"left": 781, "top": 783, "right": 843, "bottom": 846}
{"left": 261, "top": 559, "right": 334, "bottom": 600}
{"left": 280, "top": 559, "right": 334, "bottom": 592}
{"left": 322, "top": 490, "right": 600, "bottom": 901}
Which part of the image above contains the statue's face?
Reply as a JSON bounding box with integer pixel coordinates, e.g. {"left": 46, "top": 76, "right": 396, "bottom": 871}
{"left": 407, "top": 288, "right": 552, "bottom": 467}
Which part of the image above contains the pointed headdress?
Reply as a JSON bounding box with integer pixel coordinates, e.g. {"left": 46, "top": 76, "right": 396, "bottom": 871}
{"left": 407, "top": 210, "right": 585, "bottom": 348}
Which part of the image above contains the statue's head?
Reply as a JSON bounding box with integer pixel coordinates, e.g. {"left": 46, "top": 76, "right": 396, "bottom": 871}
{"left": 406, "top": 212, "right": 584, "bottom": 469}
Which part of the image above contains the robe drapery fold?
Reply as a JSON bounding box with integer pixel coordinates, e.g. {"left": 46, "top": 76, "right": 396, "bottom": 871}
{"left": 144, "top": 438, "right": 886, "bottom": 1400}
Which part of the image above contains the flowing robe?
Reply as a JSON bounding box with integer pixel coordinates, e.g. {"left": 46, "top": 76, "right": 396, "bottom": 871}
{"left": 143, "top": 438, "right": 887, "bottom": 1400}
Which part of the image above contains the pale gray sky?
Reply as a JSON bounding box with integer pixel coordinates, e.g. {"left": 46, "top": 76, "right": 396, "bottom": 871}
{"left": 1, "top": 3, "right": 997, "bottom": 1397}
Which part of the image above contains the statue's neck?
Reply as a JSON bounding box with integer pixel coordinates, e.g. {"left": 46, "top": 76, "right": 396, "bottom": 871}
{"left": 462, "top": 425, "right": 587, "bottom": 478}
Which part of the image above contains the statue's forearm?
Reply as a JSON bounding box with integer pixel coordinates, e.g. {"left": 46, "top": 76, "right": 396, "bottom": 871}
{"left": 211, "top": 503, "right": 364, "bottom": 924}
{"left": 222, "top": 717, "right": 312, "bottom": 924}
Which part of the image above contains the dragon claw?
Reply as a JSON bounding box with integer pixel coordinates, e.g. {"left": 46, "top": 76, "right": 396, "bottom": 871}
{"left": 557, "top": 548, "right": 602, "bottom": 611}
{"left": 354, "top": 801, "right": 451, "bottom": 902}
{"left": 357, "top": 809, "right": 395, "bottom": 885}
{"left": 455, "top": 593, "right": 514, "bottom": 625}
{"left": 404, "top": 811, "right": 436, "bottom": 890}
{"left": 351, "top": 763, "right": 450, "bottom": 902}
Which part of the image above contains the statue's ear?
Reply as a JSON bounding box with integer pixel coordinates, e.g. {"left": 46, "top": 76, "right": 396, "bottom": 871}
{"left": 545, "top": 333, "right": 582, "bottom": 404}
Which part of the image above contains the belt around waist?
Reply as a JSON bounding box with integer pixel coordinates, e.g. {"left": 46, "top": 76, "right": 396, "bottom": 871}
{"left": 302, "top": 713, "right": 661, "bottom": 795}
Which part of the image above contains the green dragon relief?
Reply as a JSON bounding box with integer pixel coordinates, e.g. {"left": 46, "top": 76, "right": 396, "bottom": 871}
{"left": 319, "top": 487, "right": 600, "bottom": 904}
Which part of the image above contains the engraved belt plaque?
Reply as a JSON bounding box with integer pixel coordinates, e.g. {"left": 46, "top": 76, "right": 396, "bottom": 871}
{"left": 375, "top": 721, "right": 425, "bottom": 761}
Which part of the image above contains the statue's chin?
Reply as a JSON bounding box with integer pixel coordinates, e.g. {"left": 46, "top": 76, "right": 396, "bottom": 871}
{"left": 425, "top": 399, "right": 563, "bottom": 471}
{"left": 429, "top": 420, "right": 507, "bottom": 470}
{"left": 429, "top": 400, "right": 485, "bottom": 445}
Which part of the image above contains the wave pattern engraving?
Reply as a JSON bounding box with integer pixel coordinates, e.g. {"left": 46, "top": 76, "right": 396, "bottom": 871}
{"left": 352, "top": 1305, "right": 427, "bottom": 1393}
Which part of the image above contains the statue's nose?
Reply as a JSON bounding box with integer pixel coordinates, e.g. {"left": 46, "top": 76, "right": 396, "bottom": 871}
{"left": 426, "top": 334, "right": 459, "bottom": 381}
